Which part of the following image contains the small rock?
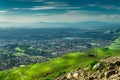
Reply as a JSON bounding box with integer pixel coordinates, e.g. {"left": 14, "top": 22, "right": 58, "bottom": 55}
{"left": 81, "top": 72, "right": 87, "bottom": 77}
{"left": 115, "top": 61, "right": 120, "bottom": 66}
{"left": 62, "top": 76, "right": 67, "bottom": 80}
{"left": 79, "top": 77, "right": 86, "bottom": 80}
{"left": 19, "top": 65, "right": 25, "bottom": 67}
{"left": 88, "top": 77, "right": 94, "bottom": 80}
{"left": 108, "top": 63, "right": 116, "bottom": 70}
{"left": 109, "top": 74, "right": 120, "bottom": 79}
{"left": 105, "top": 69, "right": 116, "bottom": 78}
{"left": 67, "top": 73, "right": 72, "bottom": 79}
{"left": 93, "top": 63, "right": 103, "bottom": 70}
{"left": 73, "top": 72, "right": 79, "bottom": 78}
{"left": 99, "top": 72, "right": 104, "bottom": 79}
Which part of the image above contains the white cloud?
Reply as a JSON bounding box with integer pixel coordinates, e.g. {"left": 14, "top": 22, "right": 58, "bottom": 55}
{"left": 34, "top": 13, "right": 48, "bottom": 16}
{"left": 0, "top": 10, "right": 9, "bottom": 13}
{"left": 57, "top": 7, "right": 81, "bottom": 9}
{"left": 100, "top": 5, "right": 120, "bottom": 10}
{"left": 0, "top": 10, "right": 120, "bottom": 23}
{"left": 34, "top": 0, "right": 44, "bottom": 2}
{"left": 13, "top": 8, "right": 19, "bottom": 10}
{"left": 88, "top": 4, "right": 98, "bottom": 7}
{"left": 25, "top": 6, "right": 81, "bottom": 10}
{"left": 12, "top": 0, "right": 44, "bottom": 2}
{"left": 88, "top": 4, "right": 120, "bottom": 10}
{"left": 44, "top": 1, "right": 69, "bottom": 7}
{"left": 28, "top": 6, "right": 55, "bottom": 10}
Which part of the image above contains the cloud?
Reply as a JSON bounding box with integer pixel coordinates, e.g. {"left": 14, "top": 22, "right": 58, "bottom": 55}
{"left": 88, "top": 4, "right": 120, "bottom": 10}
{"left": 88, "top": 4, "right": 98, "bottom": 7}
{"left": 24, "top": 6, "right": 81, "bottom": 10}
{"left": 13, "top": 8, "right": 19, "bottom": 10}
{"left": 12, "top": 0, "right": 44, "bottom": 2}
{"left": 44, "top": 1, "right": 69, "bottom": 7}
{"left": 1, "top": 10, "right": 120, "bottom": 23}
{"left": 104, "top": 6, "right": 120, "bottom": 10}
{"left": 12, "top": 0, "right": 32, "bottom": 1}
{"left": 57, "top": 7, "right": 81, "bottom": 10}
{"left": 34, "top": 13, "right": 48, "bottom": 16}
{"left": 98, "top": 5, "right": 120, "bottom": 10}
{"left": 28, "top": 6, "right": 55, "bottom": 10}
{"left": 0, "top": 10, "right": 9, "bottom": 13}
{"left": 9, "top": 0, "right": 80, "bottom": 10}
{"left": 34, "top": 0, "right": 44, "bottom": 2}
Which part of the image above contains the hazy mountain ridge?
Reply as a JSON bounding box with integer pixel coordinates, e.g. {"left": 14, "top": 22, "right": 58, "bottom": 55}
{"left": 0, "top": 21, "right": 119, "bottom": 29}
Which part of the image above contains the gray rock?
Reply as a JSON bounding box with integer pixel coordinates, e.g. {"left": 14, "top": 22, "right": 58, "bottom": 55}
{"left": 99, "top": 72, "right": 104, "bottom": 79}
{"left": 67, "top": 73, "right": 72, "bottom": 79}
{"left": 108, "top": 63, "right": 116, "bottom": 70}
{"left": 105, "top": 69, "right": 116, "bottom": 78}
{"left": 93, "top": 63, "right": 103, "bottom": 70}
{"left": 88, "top": 77, "right": 94, "bottom": 80}
{"left": 115, "top": 61, "right": 120, "bottom": 66}
{"left": 72, "top": 72, "right": 79, "bottom": 78}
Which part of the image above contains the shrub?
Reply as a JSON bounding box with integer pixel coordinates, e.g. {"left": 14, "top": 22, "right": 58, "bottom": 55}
{"left": 89, "top": 60, "right": 98, "bottom": 70}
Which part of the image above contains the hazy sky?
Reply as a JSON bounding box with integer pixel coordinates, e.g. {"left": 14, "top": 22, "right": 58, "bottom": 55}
{"left": 0, "top": 0, "right": 120, "bottom": 23}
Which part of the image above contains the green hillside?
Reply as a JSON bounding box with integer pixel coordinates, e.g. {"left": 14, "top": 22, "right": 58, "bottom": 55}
{"left": 0, "top": 38, "right": 120, "bottom": 80}
{"left": 109, "top": 37, "right": 120, "bottom": 49}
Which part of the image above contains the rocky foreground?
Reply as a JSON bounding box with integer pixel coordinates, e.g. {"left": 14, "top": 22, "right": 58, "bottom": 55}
{"left": 55, "top": 56, "right": 120, "bottom": 80}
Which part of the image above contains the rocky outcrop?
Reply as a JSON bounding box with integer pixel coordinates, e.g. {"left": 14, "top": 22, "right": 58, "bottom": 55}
{"left": 55, "top": 56, "right": 120, "bottom": 80}
{"left": 92, "top": 62, "right": 104, "bottom": 70}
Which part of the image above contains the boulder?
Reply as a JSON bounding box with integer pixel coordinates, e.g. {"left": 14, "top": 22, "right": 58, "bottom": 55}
{"left": 93, "top": 62, "right": 103, "bottom": 70}
{"left": 109, "top": 74, "right": 120, "bottom": 79}
{"left": 115, "top": 61, "right": 120, "bottom": 66}
{"left": 81, "top": 72, "right": 87, "bottom": 77}
{"left": 105, "top": 69, "right": 116, "bottom": 78}
{"left": 98, "top": 72, "right": 104, "bottom": 79}
{"left": 72, "top": 72, "right": 79, "bottom": 78}
{"left": 67, "top": 73, "right": 72, "bottom": 79}
{"left": 108, "top": 63, "right": 116, "bottom": 70}
{"left": 88, "top": 77, "right": 94, "bottom": 80}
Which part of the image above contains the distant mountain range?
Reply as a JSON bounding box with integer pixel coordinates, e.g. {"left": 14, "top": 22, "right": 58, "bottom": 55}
{"left": 0, "top": 21, "right": 119, "bottom": 29}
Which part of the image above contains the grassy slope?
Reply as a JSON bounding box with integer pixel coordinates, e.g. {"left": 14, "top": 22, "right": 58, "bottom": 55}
{"left": 0, "top": 38, "right": 120, "bottom": 80}
{"left": 109, "top": 38, "right": 120, "bottom": 49}
{"left": 0, "top": 52, "right": 95, "bottom": 80}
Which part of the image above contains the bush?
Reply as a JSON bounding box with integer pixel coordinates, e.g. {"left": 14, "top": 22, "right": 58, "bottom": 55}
{"left": 89, "top": 60, "right": 98, "bottom": 70}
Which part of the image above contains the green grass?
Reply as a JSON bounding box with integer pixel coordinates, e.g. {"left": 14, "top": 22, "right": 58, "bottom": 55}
{"left": 109, "top": 37, "right": 120, "bottom": 49}
{"left": 89, "top": 60, "right": 98, "bottom": 70}
{"left": 15, "top": 47, "right": 25, "bottom": 53}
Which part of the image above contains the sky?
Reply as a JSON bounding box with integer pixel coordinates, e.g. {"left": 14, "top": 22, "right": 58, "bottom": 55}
{"left": 0, "top": 0, "right": 120, "bottom": 23}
